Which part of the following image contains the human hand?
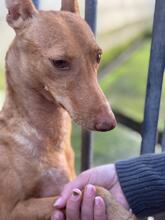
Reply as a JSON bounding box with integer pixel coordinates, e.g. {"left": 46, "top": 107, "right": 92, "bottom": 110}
{"left": 52, "top": 185, "right": 107, "bottom": 220}
{"left": 52, "top": 164, "right": 129, "bottom": 220}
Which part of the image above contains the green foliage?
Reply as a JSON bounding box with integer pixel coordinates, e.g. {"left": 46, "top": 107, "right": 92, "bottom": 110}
{"left": 100, "top": 44, "right": 130, "bottom": 70}
{"left": 100, "top": 40, "right": 150, "bottom": 121}
{"left": 72, "top": 123, "right": 140, "bottom": 173}
{"left": 99, "top": 31, "right": 151, "bottom": 70}
{"left": 100, "top": 39, "right": 165, "bottom": 129}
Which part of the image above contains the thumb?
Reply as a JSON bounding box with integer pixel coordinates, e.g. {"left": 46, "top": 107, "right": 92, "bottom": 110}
{"left": 53, "top": 172, "right": 90, "bottom": 208}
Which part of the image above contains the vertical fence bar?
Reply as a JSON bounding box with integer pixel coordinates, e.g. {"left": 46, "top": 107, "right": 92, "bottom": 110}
{"left": 81, "top": 130, "right": 93, "bottom": 171}
{"left": 81, "top": 0, "right": 97, "bottom": 171}
{"left": 33, "top": 0, "right": 40, "bottom": 8}
{"left": 84, "top": 0, "right": 97, "bottom": 35}
{"left": 161, "top": 128, "right": 165, "bottom": 151}
{"left": 141, "top": 0, "right": 165, "bottom": 154}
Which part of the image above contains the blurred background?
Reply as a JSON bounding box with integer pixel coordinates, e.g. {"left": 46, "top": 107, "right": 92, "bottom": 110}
{"left": 0, "top": 0, "right": 164, "bottom": 171}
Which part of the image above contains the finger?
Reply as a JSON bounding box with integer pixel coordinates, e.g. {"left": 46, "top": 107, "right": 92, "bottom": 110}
{"left": 52, "top": 210, "right": 65, "bottom": 220}
{"left": 66, "top": 189, "right": 82, "bottom": 220}
{"left": 81, "top": 184, "right": 96, "bottom": 220}
{"left": 94, "top": 197, "right": 107, "bottom": 220}
{"left": 54, "top": 172, "right": 89, "bottom": 208}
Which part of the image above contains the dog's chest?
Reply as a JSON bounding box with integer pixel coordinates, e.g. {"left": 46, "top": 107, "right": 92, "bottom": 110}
{"left": 11, "top": 123, "right": 71, "bottom": 198}
{"left": 36, "top": 167, "right": 69, "bottom": 197}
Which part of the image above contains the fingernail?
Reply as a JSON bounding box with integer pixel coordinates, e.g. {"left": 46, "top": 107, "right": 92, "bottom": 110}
{"left": 53, "top": 198, "right": 63, "bottom": 208}
{"left": 95, "top": 196, "right": 103, "bottom": 207}
{"left": 86, "top": 184, "right": 95, "bottom": 196}
{"left": 71, "top": 189, "right": 81, "bottom": 201}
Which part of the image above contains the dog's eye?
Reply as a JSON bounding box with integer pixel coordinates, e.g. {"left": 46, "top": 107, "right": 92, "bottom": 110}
{"left": 50, "top": 59, "right": 70, "bottom": 70}
{"left": 96, "top": 53, "right": 102, "bottom": 63}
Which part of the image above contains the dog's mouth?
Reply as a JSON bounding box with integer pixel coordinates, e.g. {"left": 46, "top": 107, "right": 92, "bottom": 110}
{"left": 59, "top": 102, "right": 71, "bottom": 114}
{"left": 59, "top": 103, "right": 67, "bottom": 111}
{"left": 58, "top": 102, "right": 116, "bottom": 132}
{"left": 58, "top": 102, "right": 93, "bottom": 129}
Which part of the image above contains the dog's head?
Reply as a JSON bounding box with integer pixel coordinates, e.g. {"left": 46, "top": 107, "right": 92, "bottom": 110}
{"left": 5, "top": 0, "right": 116, "bottom": 131}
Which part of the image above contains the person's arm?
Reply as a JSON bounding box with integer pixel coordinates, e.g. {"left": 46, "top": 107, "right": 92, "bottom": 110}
{"left": 52, "top": 164, "right": 128, "bottom": 220}
{"left": 116, "top": 153, "right": 165, "bottom": 217}
{"left": 52, "top": 153, "right": 165, "bottom": 220}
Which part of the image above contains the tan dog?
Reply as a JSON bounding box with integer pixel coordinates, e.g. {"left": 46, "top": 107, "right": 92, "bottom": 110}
{"left": 96, "top": 187, "right": 137, "bottom": 220}
{"left": 0, "top": 0, "right": 137, "bottom": 219}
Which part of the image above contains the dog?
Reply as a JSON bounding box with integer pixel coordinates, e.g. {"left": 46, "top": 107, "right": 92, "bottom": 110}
{"left": 0, "top": 0, "right": 126, "bottom": 219}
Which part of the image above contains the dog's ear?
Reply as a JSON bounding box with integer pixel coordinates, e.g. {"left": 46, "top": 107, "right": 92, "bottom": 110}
{"left": 61, "top": 0, "right": 80, "bottom": 14}
{"left": 6, "top": 0, "right": 38, "bottom": 30}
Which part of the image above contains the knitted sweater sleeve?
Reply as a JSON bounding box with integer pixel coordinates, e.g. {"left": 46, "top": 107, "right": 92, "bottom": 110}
{"left": 115, "top": 153, "right": 165, "bottom": 217}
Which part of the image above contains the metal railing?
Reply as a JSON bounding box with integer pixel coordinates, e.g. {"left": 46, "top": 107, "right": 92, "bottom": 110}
{"left": 33, "top": 0, "right": 39, "bottom": 8}
{"left": 141, "top": 0, "right": 165, "bottom": 155}
{"left": 81, "top": 0, "right": 97, "bottom": 171}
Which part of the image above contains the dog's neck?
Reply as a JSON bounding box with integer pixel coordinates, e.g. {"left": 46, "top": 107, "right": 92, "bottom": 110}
{"left": 2, "top": 67, "right": 71, "bottom": 149}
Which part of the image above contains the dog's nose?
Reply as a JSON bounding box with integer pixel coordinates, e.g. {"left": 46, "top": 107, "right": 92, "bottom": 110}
{"left": 95, "top": 112, "right": 116, "bottom": 132}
